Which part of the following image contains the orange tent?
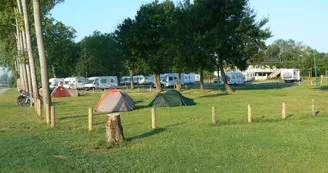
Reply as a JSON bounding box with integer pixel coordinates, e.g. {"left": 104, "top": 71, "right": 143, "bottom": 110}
{"left": 50, "top": 86, "right": 72, "bottom": 97}
{"left": 94, "top": 88, "right": 135, "bottom": 113}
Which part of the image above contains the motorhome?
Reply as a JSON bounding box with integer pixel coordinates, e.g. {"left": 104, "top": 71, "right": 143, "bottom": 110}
{"left": 281, "top": 69, "right": 301, "bottom": 82}
{"left": 63, "top": 77, "right": 87, "bottom": 89}
{"left": 243, "top": 71, "right": 256, "bottom": 82}
{"left": 219, "top": 71, "right": 245, "bottom": 85}
{"left": 49, "top": 78, "right": 64, "bottom": 89}
{"left": 189, "top": 73, "right": 200, "bottom": 82}
{"left": 160, "top": 73, "right": 185, "bottom": 88}
{"left": 134, "top": 75, "right": 154, "bottom": 85}
{"left": 84, "top": 76, "right": 118, "bottom": 90}
{"left": 120, "top": 76, "right": 131, "bottom": 85}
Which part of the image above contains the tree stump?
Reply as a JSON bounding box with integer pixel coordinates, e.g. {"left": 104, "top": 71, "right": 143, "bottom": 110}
{"left": 106, "top": 114, "right": 125, "bottom": 145}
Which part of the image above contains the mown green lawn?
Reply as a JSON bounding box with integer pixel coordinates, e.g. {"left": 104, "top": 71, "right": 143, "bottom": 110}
{"left": 1, "top": 81, "right": 328, "bottom": 173}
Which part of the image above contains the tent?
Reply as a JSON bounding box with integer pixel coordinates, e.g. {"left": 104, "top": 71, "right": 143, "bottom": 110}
{"left": 50, "top": 86, "right": 72, "bottom": 97}
{"left": 148, "top": 90, "right": 196, "bottom": 107}
{"left": 94, "top": 88, "right": 135, "bottom": 113}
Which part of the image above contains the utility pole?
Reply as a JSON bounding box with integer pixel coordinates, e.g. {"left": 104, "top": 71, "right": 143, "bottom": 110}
{"left": 313, "top": 51, "right": 318, "bottom": 86}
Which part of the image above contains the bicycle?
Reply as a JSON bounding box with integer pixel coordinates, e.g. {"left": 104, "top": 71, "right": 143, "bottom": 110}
{"left": 17, "top": 90, "right": 30, "bottom": 107}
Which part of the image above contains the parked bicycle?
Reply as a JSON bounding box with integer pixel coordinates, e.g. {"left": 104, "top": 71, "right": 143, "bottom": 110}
{"left": 17, "top": 90, "right": 30, "bottom": 107}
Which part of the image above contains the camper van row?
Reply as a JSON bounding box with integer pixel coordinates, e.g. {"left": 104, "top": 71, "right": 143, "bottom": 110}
{"left": 49, "top": 73, "right": 201, "bottom": 90}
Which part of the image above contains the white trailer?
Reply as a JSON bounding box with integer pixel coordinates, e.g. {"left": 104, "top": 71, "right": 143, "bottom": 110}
{"left": 242, "top": 71, "right": 256, "bottom": 82}
{"left": 220, "top": 71, "right": 245, "bottom": 85}
{"left": 281, "top": 69, "right": 301, "bottom": 82}
{"left": 84, "top": 76, "right": 118, "bottom": 90}
{"left": 189, "top": 73, "right": 200, "bottom": 82}
{"left": 63, "top": 77, "right": 87, "bottom": 89}
{"left": 120, "top": 76, "right": 131, "bottom": 85}
{"left": 134, "top": 75, "right": 154, "bottom": 85}
{"left": 49, "top": 78, "right": 64, "bottom": 89}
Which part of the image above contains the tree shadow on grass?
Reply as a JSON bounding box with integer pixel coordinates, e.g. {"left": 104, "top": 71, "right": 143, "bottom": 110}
{"left": 198, "top": 92, "right": 229, "bottom": 98}
{"left": 127, "top": 128, "right": 166, "bottom": 141}
{"left": 286, "top": 114, "right": 294, "bottom": 119}
{"left": 316, "top": 111, "right": 320, "bottom": 116}
{"left": 313, "top": 85, "right": 328, "bottom": 91}
{"left": 135, "top": 105, "right": 149, "bottom": 109}
{"left": 58, "top": 115, "right": 85, "bottom": 120}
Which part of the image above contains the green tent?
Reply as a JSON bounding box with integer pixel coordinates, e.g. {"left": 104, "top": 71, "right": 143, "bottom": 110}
{"left": 148, "top": 90, "right": 196, "bottom": 107}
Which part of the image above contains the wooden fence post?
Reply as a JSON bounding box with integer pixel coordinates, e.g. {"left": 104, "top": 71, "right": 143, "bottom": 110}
{"left": 212, "top": 106, "right": 216, "bottom": 124}
{"left": 282, "top": 102, "right": 286, "bottom": 119}
{"left": 320, "top": 75, "right": 323, "bottom": 85}
{"left": 51, "top": 106, "right": 55, "bottom": 128}
{"left": 106, "top": 113, "right": 124, "bottom": 145}
{"left": 37, "top": 99, "right": 41, "bottom": 116}
{"left": 88, "top": 108, "right": 93, "bottom": 131}
{"left": 151, "top": 107, "right": 157, "bottom": 129}
{"left": 312, "top": 99, "right": 315, "bottom": 116}
{"left": 45, "top": 104, "right": 50, "bottom": 124}
{"left": 248, "top": 104, "right": 252, "bottom": 123}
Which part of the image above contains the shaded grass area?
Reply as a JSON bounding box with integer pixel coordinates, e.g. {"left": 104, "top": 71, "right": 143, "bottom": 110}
{"left": 1, "top": 82, "right": 328, "bottom": 172}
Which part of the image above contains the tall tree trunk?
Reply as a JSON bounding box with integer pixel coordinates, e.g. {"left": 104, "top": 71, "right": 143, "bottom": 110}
{"left": 21, "top": 0, "right": 39, "bottom": 100}
{"left": 200, "top": 67, "right": 204, "bottom": 92}
{"left": 153, "top": 73, "right": 162, "bottom": 93}
{"left": 129, "top": 69, "right": 134, "bottom": 89}
{"left": 14, "top": 8, "right": 23, "bottom": 90}
{"left": 218, "top": 56, "right": 233, "bottom": 93}
{"left": 26, "top": 64, "right": 33, "bottom": 99}
{"left": 19, "top": 31, "right": 28, "bottom": 92}
{"left": 33, "top": 0, "right": 51, "bottom": 106}
{"left": 176, "top": 73, "right": 182, "bottom": 91}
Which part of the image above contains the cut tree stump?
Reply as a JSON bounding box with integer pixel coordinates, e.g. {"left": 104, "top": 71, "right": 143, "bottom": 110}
{"left": 106, "top": 113, "right": 125, "bottom": 145}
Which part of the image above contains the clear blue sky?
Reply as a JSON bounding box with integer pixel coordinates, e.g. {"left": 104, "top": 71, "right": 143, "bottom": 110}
{"left": 51, "top": 0, "right": 328, "bottom": 52}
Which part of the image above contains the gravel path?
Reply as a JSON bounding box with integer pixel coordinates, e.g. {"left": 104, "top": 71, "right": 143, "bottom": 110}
{"left": 0, "top": 88, "right": 9, "bottom": 95}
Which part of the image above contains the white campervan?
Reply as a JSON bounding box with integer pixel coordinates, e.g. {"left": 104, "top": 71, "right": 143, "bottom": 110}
{"left": 243, "top": 71, "right": 255, "bottom": 82}
{"left": 134, "top": 75, "right": 154, "bottom": 85}
{"left": 49, "top": 78, "right": 64, "bottom": 89}
{"left": 84, "top": 76, "right": 118, "bottom": 90}
{"left": 281, "top": 69, "right": 301, "bottom": 82}
{"left": 223, "top": 71, "right": 245, "bottom": 85}
{"left": 64, "top": 77, "right": 87, "bottom": 89}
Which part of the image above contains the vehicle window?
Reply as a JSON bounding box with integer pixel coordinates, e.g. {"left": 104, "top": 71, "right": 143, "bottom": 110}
{"left": 111, "top": 79, "right": 114, "bottom": 83}
{"left": 95, "top": 79, "right": 99, "bottom": 85}
{"left": 77, "top": 80, "right": 81, "bottom": 83}
{"left": 169, "top": 77, "right": 173, "bottom": 80}
{"left": 174, "top": 77, "right": 177, "bottom": 80}
{"left": 101, "top": 79, "right": 106, "bottom": 83}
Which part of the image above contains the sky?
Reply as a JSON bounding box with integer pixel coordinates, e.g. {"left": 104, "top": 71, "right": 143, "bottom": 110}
{"left": 50, "top": 0, "right": 328, "bottom": 52}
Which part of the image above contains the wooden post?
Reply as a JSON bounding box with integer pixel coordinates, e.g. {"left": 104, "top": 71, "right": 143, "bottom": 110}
{"left": 37, "top": 99, "right": 41, "bottom": 116}
{"left": 138, "top": 87, "right": 140, "bottom": 92}
{"left": 320, "top": 75, "right": 323, "bottom": 85}
{"left": 88, "top": 108, "right": 93, "bottom": 131}
{"left": 51, "top": 106, "right": 55, "bottom": 128}
{"left": 310, "top": 78, "right": 313, "bottom": 86}
{"left": 308, "top": 71, "right": 311, "bottom": 78}
{"left": 106, "top": 113, "right": 125, "bottom": 145}
{"left": 282, "top": 102, "right": 286, "bottom": 119}
{"left": 151, "top": 107, "right": 157, "bottom": 129}
{"left": 45, "top": 103, "right": 50, "bottom": 124}
{"left": 298, "top": 80, "right": 300, "bottom": 86}
{"left": 312, "top": 99, "right": 315, "bottom": 116}
{"left": 212, "top": 106, "right": 216, "bottom": 124}
{"left": 149, "top": 86, "right": 152, "bottom": 92}
{"left": 248, "top": 104, "right": 252, "bottom": 123}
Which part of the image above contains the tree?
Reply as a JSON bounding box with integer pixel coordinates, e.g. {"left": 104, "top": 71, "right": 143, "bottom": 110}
{"left": 134, "top": 0, "right": 176, "bottom": 92}
{"left": 116, "top": 18, "right": 139, "bottom": 89}
{"left": 205, "top": 0, "right": 271, "bottom": 93}
{"left": 76, "top": 31, "right": 122, "bottom": 77}
{"left": 0, "top": 73, "right": 9, "bottom": 84}
{"left": 33, "top": 0, "right": 51, "bottom": 106}
{"left": 21, "top": 0, "right": 39, "bottom": 100}
{"left": 43, "top": 17, "right": 77, "bottom": 78}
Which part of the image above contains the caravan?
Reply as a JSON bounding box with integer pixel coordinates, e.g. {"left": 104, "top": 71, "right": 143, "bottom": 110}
{"left": 49, "top": 78, "right": 64, "bottom": 89}
{"left": 219, "top": 71, "right": 245, "bottom": 85}
{"left": 63, "top": 77, "right": 87, "bottom": 89}
{"left": 281, "top": 69, "right": 302, "bottom": 82}
{"left": 135, "top": 75, "right": 154, "bottom": 85}
{"left": 84, "top": 76, "right": 118, "bottom": 90}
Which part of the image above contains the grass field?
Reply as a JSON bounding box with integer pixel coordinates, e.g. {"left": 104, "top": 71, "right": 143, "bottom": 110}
{"left": 1, "top": 80, "right": 328, "bottom": 172}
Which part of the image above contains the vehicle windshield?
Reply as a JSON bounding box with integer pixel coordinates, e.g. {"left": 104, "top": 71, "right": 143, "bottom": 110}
{"left": 87, "top": 80, "right": 94, "bottom": 84}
